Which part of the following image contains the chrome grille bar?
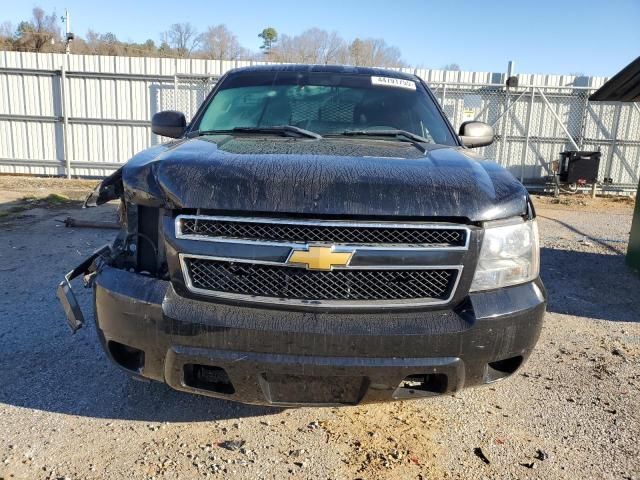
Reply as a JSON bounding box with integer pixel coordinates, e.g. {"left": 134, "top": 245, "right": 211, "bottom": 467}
{"left": 175, "top": 215, "right": 470, "bottom": 250}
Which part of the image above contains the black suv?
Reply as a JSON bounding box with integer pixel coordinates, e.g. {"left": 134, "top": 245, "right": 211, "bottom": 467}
{"left": 58, "top": 65, "right": 546, "bottom": 406}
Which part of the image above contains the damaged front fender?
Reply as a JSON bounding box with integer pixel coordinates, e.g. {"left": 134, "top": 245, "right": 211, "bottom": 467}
{"left": 84, "top": 167, "right": 124, "bottom": 207}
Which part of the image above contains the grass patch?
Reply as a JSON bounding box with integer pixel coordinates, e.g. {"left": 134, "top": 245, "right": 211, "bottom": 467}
{"left": 19, "top": 193, "right": 72, "bottom": 205}
{"left": 0, "top": 193, "right": 83, "bottom": 221}
{"left": 43, "top": 193, "right": 72, "bottom": 205}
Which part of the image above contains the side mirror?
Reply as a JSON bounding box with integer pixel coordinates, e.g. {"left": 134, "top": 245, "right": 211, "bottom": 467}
{"left": 152, "top": 110, "right": 186, "bottom": 138}
{"left": 459, "top": 121, "right": 494, "bottom": 148}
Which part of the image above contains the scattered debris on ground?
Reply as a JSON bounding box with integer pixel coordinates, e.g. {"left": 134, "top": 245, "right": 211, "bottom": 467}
{"left": 58, "top": 216, "right": 120, "bottom": 229}
{"left": 219, "top": 440, "right": 246, "bottom": 452}
{"left": 473, "top": 447, "right": 491, "bottom": 465}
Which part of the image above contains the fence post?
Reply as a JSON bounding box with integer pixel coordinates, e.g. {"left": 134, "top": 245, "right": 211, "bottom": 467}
{"left": 577, "top": 90, "right": 590, "bottom": 150}
{"left": 60, "top": 63, "right": 71, "bottom": 179}
{"left": 173, "top": 74, "right": 178, "bottom": 111}
{"left": 520, "top": 87, "right": 535, "bottom": 181}
{"left": 499, "top": 62, "right": 515, "bottom": 166}
{"left": 582, "top": 91, "right": 595, "bottom": 197}
{"left": 499, "top": 87, "right": 511, "bottom": 165}
{"left": 605, "top": 102, "right": 622, "bottom": 182}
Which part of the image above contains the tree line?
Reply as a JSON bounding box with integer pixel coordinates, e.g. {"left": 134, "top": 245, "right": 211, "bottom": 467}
{"left": 0, "top": 7, "right": 415, "bottom": 68}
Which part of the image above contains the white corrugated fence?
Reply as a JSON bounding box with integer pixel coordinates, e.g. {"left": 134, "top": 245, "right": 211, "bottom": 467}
{"left": 0, "top": 51, "right": 638, "bottom": 191}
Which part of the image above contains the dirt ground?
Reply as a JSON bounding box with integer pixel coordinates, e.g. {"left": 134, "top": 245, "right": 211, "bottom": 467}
{"left": 0, "top": 176, "right": 638, "bottom": 480}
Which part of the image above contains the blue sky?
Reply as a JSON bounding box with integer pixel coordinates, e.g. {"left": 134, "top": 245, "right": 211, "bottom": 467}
{"left": 3, "top": 0, "right": 639, "bottom": 76}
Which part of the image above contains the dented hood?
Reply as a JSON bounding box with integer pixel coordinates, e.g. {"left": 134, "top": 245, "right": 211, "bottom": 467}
{"left": 89, "top": 135, "right": 529, "bottom": 222}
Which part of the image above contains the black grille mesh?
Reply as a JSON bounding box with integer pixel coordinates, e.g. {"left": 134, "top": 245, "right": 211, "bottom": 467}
{"left": 180, "top": 218, "right": 465, "bottom": 246}
{"left": 185, "top": 258, "right": 457, "bottom": 302}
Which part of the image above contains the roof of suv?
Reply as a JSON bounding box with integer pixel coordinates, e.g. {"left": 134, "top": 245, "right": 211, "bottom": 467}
{"left": 226, "top": 64, "right": 418, "bottom": 81}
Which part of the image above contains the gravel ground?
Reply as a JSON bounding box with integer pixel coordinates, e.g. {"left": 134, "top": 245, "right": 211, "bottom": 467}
{"left": 0, "top": 177, "right": 639, "bottom": 480}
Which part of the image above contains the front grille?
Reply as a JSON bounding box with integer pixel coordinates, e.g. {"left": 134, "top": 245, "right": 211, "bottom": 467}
{"left": 179, "top": 217, "right": 466, "bottom": 247}
{"left": 184, "top": 257, "right": 458, "bottom": 302}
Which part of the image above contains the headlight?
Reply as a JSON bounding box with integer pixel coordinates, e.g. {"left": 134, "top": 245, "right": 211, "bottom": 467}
{"left": 470, "top": 218, "right": 540, "bottom": 292}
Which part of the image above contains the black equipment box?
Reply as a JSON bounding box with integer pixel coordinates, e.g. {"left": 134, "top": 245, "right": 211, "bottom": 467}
{"left": 558, "top": 151, "right": 601, "bottom": 184}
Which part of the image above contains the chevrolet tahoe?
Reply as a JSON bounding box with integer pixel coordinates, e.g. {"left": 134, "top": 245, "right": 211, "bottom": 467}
{"left": 57, "top": 64, "right": 546, "bottom": 406}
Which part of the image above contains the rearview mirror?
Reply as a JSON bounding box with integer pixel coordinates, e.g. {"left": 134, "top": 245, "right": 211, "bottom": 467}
{"left": 458, "top": 121, "right": 494, "bottom": 148}
{"left": 152, "top": 110, "right": 186, "bottom": 138}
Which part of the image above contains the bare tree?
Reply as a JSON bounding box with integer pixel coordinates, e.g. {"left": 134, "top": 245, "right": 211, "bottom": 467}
{"left": 442, "top": 63, "right": 461, "bottom": 71}
{"left": 13, "top": 7, "right": 60, "bottom": 52}
{"left": 317, "top": 30, "right": 347, "bottom": 64}
{"left": 348, "top": 38, "right": 405, "bottom": 68}
{"left": 161, "top": 22, "right": 199, "bottom": 57}
{"left": 349, "top": 38, "right": 365, "bottom": 66}
{"left": 83, "top": 29, "right": 119, "bottom": 55}
{"left": 0, "top": 21, "right": 12, "bottom": 37}
{"left": 199, "top": 24, "right": 243, "bottom": 60}
{"left": 0, "top": 21, "right": 12, "bottom": 49}
{"left": 271, "top": 28, "right": 348, "bottom": 64}
{"left": 270, "top": 34, "right": 296, "bottom": 62}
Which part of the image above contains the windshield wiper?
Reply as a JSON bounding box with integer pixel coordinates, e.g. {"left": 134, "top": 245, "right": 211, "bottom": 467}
{"left": 340, "top": 129, "right": 430, "bottom": 144}
{"left": 233, "top": 126, "right": 322, "bottom": 139}
{"left": 187, "top": 129, "right": 230, "bottom": 137}
{"left": 336, "top": 129, "right": 431, "bottom": 153}
{"left": 188, "top": 125, "right": 322, "bottom": 139}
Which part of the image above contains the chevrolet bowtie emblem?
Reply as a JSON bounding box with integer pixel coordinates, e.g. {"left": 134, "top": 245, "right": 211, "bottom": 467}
{"left": 288, "top": 246, "right": 353, "bottom": 270}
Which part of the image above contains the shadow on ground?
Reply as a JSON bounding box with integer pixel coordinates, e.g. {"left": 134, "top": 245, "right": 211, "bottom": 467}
{"left": 0, "top": 341, "right": 282, "bottom": 422}
{"left": 0, "top": 204, "right": 281, "bottom": 422}
{"left": 0, "top": 321, "right": 283, "bottom": 422}
{"left": 541, "top": 247, "right": 640, "bottom": 322}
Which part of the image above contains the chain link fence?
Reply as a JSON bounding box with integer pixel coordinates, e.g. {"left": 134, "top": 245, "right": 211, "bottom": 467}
{"left": 151, "top": 75, "right": 217, "bottom": 123}
{"left": 430, "top": 81, "right": 640, "bottom": 189}
{"left": 173, "top": 76, "right": 218, "bottom": 120}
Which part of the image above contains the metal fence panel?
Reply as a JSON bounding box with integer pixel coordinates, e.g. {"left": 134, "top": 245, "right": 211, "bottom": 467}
{"left": 0, "top": 51, "right": 638, "bottom": 191}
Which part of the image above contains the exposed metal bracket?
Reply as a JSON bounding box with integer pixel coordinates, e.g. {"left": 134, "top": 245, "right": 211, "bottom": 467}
{"left": 56, "top": 244, "right": 111, "bottom": 333}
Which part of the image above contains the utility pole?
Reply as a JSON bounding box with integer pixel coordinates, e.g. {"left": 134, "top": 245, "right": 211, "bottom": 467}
{"left": 62, "top": 9, "right": 74, "bottom": 55}
{"left": 60, "top": 9, "right": 74, "bottom": 178}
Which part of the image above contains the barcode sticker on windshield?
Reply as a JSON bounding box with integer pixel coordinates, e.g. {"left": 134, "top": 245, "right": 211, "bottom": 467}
{"left": 371, "top": 76, "right": 416, "bottom": 90}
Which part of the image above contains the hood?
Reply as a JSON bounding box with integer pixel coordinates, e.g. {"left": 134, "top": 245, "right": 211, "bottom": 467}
{"left": 96, "top": 135, "right": 529, "bottom": 222}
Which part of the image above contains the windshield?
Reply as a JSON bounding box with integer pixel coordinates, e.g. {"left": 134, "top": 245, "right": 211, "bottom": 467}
{"left": 194, "top": 71, "right": 457, "bottom": 145}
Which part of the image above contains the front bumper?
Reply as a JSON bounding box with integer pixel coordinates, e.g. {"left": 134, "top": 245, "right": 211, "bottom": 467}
{"left": 80, "top": 264, "right": 546, "bottom": 406}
